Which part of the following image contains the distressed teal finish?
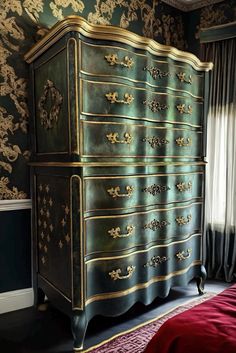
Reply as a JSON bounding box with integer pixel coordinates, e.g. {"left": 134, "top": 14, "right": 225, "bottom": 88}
{"left": 81, "top": 40, "right": 204, "bottom": 98}
{"left": 25, "top": 17, "right": 211, "bottom": 351}
{"left": 86, "top": 234, "right": 201, "bottom": 298}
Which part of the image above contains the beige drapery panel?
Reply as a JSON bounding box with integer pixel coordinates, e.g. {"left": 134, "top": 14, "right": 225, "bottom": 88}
{"left": 202, "top": 38, "right": 236, "bottom": 281}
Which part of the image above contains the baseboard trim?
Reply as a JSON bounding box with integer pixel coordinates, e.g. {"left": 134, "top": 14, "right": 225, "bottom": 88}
{"left": 0, "top": 288, "right": 34, "bottom": 314}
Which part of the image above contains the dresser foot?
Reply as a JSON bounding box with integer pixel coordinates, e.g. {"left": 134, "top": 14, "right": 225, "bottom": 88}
{"left": 196, "top": 265, "right": 207, "bottom": 295}
{"left": 71, "top": 311, "right": 88, "bottom": 351}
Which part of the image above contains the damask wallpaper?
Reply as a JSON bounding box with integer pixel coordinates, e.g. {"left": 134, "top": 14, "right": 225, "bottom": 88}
{"left": 0, "top": 0, "right": 186, "bottom": 200}
{"left": 1, "top": 0, "right": 235, "bottom": 200}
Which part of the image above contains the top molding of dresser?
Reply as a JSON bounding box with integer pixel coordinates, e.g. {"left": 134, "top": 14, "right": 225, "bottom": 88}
{"left": 24, "top": 16, "right": 213, "bottom": 72}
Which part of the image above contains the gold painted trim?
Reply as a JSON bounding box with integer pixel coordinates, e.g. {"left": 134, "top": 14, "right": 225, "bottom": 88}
{"left": 84, "top": 171, "right": 203, "bottom": 180}
{"left": 81, "top": 112, "right": 202, "bottom": 129}
{"left": 82, "top": 120, "right": 203, "bottom": 131}
{"left": 85, "top": 233, "right": 201, "bottom": 263}
{"left": 24, "top": 16, "right": 213, "bottom": 71}
{"left": 85, "top": 260, "right": 202, "bottom": 305}
{"left": 29, "top": 161, "right": 206, "bottom": 167}
{"left": 81, "top": 41, "right": 205, "bottom": 74}
{"left": 67, "top": 38, "right": 79, "bottom": 155}
{"left": 70, "top": 175, "right": 84, "bottom": 309}
{"left": 85, "top": 197, "right": 203, "bottom": 214}
{"left": 81, "top": 79, "right": 204, "bottom": 102}
{"left": 85, "top": 201, "right": 202, "bottom": 221}
{"left": 38, "top": 274, "right": 72, "bottom": 303}
{"left": 80, "top": 70, "right": 203, "bottom": 100}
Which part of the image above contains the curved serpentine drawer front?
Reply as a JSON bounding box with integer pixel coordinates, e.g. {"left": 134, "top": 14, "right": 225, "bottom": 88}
{"left": 81, "top": 120, "right": 202, "bottom": 159}
{"left": 85, "top": 202, "right": 202, "bottom": 256}
{"left": 84, "top": 172, "right": 203, "bottom": 212}
{"left": 81, "top": 80, "right": 203, "bottom": 128}
{"left": 80, "top": 41, "right": 204, "bottom": 99}
{"left": 85, "top": 233, "right": 201, "bottom": 300}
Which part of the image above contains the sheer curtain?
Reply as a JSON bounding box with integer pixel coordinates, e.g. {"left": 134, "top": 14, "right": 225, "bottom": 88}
{"left": 202, "top": 38, "right": 236, "bottom": 282}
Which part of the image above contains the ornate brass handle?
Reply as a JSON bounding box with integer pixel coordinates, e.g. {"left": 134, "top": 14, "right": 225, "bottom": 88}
{"left": 144, "top": 66, "right": 171, "bottom": 79}
{"left": 143, "top": 99, "right": 168, "bottom": 112}
{"left": 176, "top": 72, "right": 192, "bottom": 84}
{"left": 176, "top": 248, "right": 192, "bottom": 261}
{"left": 142, "top": 184, "right": 170, "bottom": 196}
{"left": 144, "top": 255, "right": 169, "bottom": 267}
{"left": 107, "top": 185, "right": 134, "bottom": 199}
{"left": 109, "top": 265, "right": 136, "bottom": 280}
{"left": 175, "top": 214, "right": 192, "bottom": 226}
{"left": 108, "top": 225, "right": 135, "bottom": 239}
{"left": 142, "top": 136, "right": 169, "bottom": 148}
{"left": 105, "top": 92, "right": 134, "bottom": 105}
{"left": 176, "top": 104, "right": 193, "bottom": 115}
{"left": 105, "top": 54, "right": 134, "bottom": 68}
{"left": 176, "top": 181, "right": 192, "bottom": 192}
{"left": 143, "top": 219, "right": 170, "bottom": 231}
{"left": 106, "top": 132, "right": 132, "bottom": 144}
{"left": 176, "top": 137, "right": 192, "bottom": 147}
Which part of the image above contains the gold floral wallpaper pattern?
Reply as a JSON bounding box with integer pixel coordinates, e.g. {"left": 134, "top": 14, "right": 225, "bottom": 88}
{"left": 1, "top": 0, "right": 235, "bottom": 199}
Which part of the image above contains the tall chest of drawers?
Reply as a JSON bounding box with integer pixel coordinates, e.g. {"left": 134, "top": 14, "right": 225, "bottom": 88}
{"left": 25, "top": 16, "right": 213, "bottom": 351}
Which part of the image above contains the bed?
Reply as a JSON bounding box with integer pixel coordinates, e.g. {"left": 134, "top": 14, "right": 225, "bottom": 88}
{"left": 144, "top": 284, "right": 236, "bottom": 353}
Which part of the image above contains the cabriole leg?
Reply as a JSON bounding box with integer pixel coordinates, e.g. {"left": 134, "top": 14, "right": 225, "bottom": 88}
{"left": 196, "top": 265, "right": 207, "bottom": 295}
{"left": 72, "top": 310, "right": 88, "bottom": 351}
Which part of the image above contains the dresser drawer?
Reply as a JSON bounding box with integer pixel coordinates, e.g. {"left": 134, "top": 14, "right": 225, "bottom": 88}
{"left": 80, "top": 41, "right": 204, "bottom": 98}
{"left": 85, "top": 202, "right": 202, "bottom": 256}
{"left": 81, "top": 120, "right": 202, "bottom": 159}
{"left": 85, "top": 234, "right": 201, "bottom": 299}
{"left": 81, "top": 80, "right": 203, "bottom": 128}
{"left": 84, "top": 171, "right": 203, "bottom": 212}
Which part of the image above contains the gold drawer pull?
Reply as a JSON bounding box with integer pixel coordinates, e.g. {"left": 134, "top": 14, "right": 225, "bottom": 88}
{"left": 109, "top": 265, "right": 135, "bottom": 280}
{"left": 144, "top": 255, "right": 169, "bottom": 267}
{"left": 176, "top": 104, "right": 193, "bottom": 115}
{"left": 143, "top": 99, "right": 168, "bottom": 112}
{"left": 108, "top": 225, "right": 135, "bottom": 239}
{"left": 105, "top": 92, "right": 134, "bottom": 105}
{"left": 142, "top": 184, "right": 170, "bottom": 196}
{"left": 105, "top": 54, "right": 134, "bottom": 68}
{"left": 176, "top": 248, "right": 192, "bottom": 261}
{"left": 176, "top": 181, "right": 192, "bottom": 192}
{"left": 177, "top": 72, "right": 192, "bottom": 84}
{"left": 143, "top": 219, "right": 170, "bottom": 231}
{"left": 106, "top": 132, "right": 132, "bottom": 144}
{"left": 176, "top": 137, "right": 192, "bottom": 147}
{"left": 142, "top": 136, "right": 169, "bottom": 148}
{"left": 176, "top": 214, "right": 192, "bottom": 226}
{"left": 144, "top": 66, "right": 171, "bottom": 79}
{"left": 107, "top": 185, "right": 134, "bottom": 199}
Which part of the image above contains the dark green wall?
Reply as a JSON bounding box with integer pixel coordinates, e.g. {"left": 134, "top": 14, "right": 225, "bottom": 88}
{"left": 0, "top": 210, "right": 31, "bottom": 293}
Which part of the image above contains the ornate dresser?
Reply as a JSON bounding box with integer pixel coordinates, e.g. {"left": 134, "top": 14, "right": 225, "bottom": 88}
{"left": 24, "top": 16, "right": 213, "bottom": 351}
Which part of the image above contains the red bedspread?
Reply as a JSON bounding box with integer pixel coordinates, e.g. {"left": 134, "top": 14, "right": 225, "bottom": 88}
{"left": 144, "top": 284, "right": 236, "bottom": 353}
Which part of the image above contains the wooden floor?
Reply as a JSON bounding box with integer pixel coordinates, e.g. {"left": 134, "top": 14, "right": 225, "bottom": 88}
{"left": 0, "top": 280, "right": 231, "bottom": 353}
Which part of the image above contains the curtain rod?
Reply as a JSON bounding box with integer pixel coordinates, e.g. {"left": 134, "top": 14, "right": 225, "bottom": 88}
{"left": 200, "top": 21, "right": 236, "bottom": 43}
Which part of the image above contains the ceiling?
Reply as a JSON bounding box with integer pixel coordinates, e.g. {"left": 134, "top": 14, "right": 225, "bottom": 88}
{"left": 162, "top": 0, "right": 224, "bottom": 11}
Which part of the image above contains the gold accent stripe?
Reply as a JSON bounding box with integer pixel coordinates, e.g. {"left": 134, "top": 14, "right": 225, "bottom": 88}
{"left": 85, "top": 233, "right": 201, "bottom": 263}
{"left": 81, "top": 78, "right": 204, "bottom": 102}
{"left": 29, "top": 161, "right": 206, "bottom": 167}
{"left": 81, "top": 120, "right": 203, "bottom": 131}
{"left": 85, "top": 260, "right": 201, "bottom": 305}
{"left": 24, "top": 16, "right": 213, "bottom": 71}
{"left": 85, "top": 201, "right": 202, "bottom": 221}
{"left": 81, "top": 41, "right": 204, "bottom": 75}
{"left": 84, "top": 171, "right": 203, "bottom": 180}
